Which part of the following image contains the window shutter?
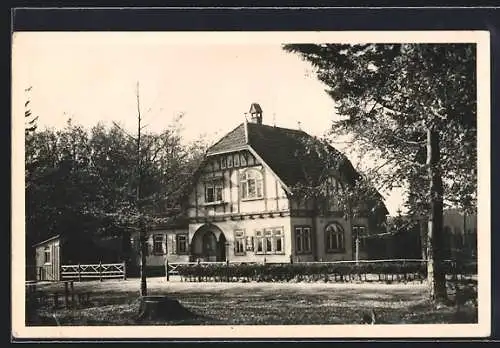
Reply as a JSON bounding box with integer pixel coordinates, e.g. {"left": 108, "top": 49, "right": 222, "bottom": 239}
{"left": 171, "top": 235, "right": 177, "bottom": 255}
{"left": 166, "top": 234, "right": 173, "bottom": 254}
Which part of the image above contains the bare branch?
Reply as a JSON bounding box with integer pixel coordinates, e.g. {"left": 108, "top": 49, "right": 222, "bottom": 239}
{"left": 112, "top": 121, "right": 137, "bottom": 141}
{"left": 390, "top": 133, "right": 426, "bottom": 146}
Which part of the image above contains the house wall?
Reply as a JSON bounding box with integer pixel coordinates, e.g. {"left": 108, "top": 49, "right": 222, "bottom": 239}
{"left": 289, "top": 215, "right": 371, "bottom": 262}
{"left": 130, "top": 228, "right": 190, "bottom": 268}
{"left": 35, "top": 238, "right": 60, "bottom": 281}
{"left": 180, "top": 149, "right": 294, "bottom": 263}
{"left": 189, "top": 215, "right": 292, "bottom": 263}
{"left": 290, "top": 216, "right": 315, "bottom": 262}
{"left": 314, "top": 216, "right": 353, "bottom": 262}
{"left": 187, "top": 150, "right": 289, "bottom": 220}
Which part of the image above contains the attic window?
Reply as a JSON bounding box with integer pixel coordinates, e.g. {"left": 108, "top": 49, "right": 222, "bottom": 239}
{"left": 240, "top": 169, "right": 263, "bottom": 200}
{"left": 240, "top": 153, "right": 247, "bottom": 166}
{"left": 247, "top": 153, "right": 255, "bottom": 166}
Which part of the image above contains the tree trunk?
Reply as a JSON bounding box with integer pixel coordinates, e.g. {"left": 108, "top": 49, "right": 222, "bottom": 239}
{"left": 426, "top": 127, "right": 447, "bottom": 301}
{"left": 136, "top": 82, "right": 147, "bottom": 297}
{"left": 122, "top": 229, "right": 132, "bottom": 275}
{"left": 419, "top": 220, "right": 427, "bottom": 260}
{"left": 139, "top": 228, "right": 148, "bottom": 296}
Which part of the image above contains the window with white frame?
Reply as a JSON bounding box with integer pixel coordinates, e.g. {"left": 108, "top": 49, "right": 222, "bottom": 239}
{"left": 265, "top": 229, "right": 273, "bottom": 253}
{"left": 240, "top": 169, "right": 263, "bottom": 199}
{"left": 233, "top": 153, "right": 240, "bottom": 167}
{"left": 43, "top": 245, "right": 51, "bottom": 264}
{"left": 255, "top": 227, "right": 284, "bottom": 255}
{"left": 234, "top": 230, "right": 246, "bottom": 255}
{"left": 205, "top": 180, "right": 223, "bottom": 203}
{"left": 153, "top": 234, "right": 164, "bottom": 254}
{"left": 273, "top": 228, "right": 284, "bottom": 253}
{"left": 255, "top": 230, "right": 264, "bottom": 254}
{"left": 295, "top": 226, "right": 312, "bottom": 254}
{"left": 325, "top": 222, "right": 345, "bottom": 252}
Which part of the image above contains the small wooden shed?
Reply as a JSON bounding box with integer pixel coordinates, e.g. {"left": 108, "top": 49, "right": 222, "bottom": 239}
{"left": 34, "top": 234, "right": 61, "bottom": 281}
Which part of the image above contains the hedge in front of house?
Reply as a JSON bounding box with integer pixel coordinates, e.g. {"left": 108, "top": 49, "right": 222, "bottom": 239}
{"left": 173, "top": 261, "right": 477, "bottom": 283}
{"left": 174, "top": 262, "right": 426, "bottom": 283}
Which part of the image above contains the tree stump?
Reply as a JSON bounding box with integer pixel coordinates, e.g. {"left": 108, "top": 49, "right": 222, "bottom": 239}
{"left": 136, "top": 295, "right": 196, "bottom": 321}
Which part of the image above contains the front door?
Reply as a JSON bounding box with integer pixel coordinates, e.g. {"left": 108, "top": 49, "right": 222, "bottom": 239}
{"left": 192, "top": 224, "right": 227, "bottom": 262}
{"left": 217, "top": 233, "right": 227, "bottom": 262}
{"left": 202, "top": 231, "right": 217, "bottom": 261}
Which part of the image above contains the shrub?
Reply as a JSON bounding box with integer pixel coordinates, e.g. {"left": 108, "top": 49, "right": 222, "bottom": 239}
{"left": 171, "top": 260, "right": 475, "bottom": 283}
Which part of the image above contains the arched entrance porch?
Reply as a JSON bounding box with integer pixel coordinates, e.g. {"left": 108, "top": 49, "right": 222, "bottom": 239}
{"left": 191, "top": 224, "right": 228, "bottom": 262}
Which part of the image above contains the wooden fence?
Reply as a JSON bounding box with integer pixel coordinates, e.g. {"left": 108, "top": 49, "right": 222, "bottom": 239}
{"left": 60, "top": 262, "right": 126, "bottom": 281}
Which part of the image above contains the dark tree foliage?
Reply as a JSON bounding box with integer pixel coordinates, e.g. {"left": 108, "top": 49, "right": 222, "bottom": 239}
{"left": 283, "top": 43, "right": 476, "bottom": 301}
{"left": 25, "top": 117, "right": 207, "bottom": 269}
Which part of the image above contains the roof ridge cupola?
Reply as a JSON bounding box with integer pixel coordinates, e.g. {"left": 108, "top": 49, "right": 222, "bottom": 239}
{"left": 248, "top": 103, "right": 263, "bottom": 125}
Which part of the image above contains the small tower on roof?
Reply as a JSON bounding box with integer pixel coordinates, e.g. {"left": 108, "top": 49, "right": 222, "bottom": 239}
{"left": 248, "top": 103, "right": 263, "bottom": 125}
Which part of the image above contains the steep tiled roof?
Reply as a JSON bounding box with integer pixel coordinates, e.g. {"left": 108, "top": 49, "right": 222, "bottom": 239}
{"left": 207, "top": 123, "right": 247, "bottom": 154}
{"left": 206, "top": 122, "right": 359, "bottom": 188}
{"left": 246, "top": 122, "right": 360, "bottom": 188}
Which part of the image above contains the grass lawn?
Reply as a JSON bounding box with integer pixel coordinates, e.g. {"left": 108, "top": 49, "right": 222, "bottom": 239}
{"left": 27, "top": 277, "right": 478, "bottom": 326}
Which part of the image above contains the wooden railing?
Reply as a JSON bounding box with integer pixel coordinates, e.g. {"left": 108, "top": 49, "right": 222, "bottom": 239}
{"left": 60, "top": 262, "right": 126, "bottom": 281}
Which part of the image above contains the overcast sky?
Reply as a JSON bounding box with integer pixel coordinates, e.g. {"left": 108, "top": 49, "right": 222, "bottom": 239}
{"left": 12, "top": 32, "right": 415, "bottom": 215}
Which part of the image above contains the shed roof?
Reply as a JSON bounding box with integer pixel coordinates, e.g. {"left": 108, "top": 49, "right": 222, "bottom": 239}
{"left": 33, "top": 234, "right": 61, "bottom": 247}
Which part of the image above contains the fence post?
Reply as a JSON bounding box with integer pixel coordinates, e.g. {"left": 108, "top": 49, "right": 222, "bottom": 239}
{"left": 226, "top": 259, "right": 230, "bottom": 282}
{"left": 63, "top": 281, "right": 69, "bottom": 308}
{"left": 53, "top": 293, "right": 59, "bottom": 309}
{"left": 99, "top": 261, "right": 103, "bottom": 282}
{"left": 70, "top": 281, "right": 75, "bottom": 306}
{"left": 166, "top": 260, "right": 170, "bottom": 282}
{"left": 197, "top": 259, "right": 201, "bottom": 282}
{"left": 123, "top": 261, "right": 127, "bottom": 280}
{"left": 355, "top": 238, "right": 360, "bottom": 266}
{"left": 78, "top": 263, "right": 82, "bottom": 282}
